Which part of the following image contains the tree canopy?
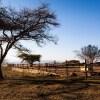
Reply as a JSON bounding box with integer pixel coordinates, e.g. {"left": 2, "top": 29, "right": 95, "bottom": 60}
{"left": 76, "top": 44, "right": 100, "bottom": 63}
{"left": 0, "top": 2, "right": 59, "bottom": 79}
{"left": 18, "top": 52, "right": 41, "bottom": 66}
{"left": 65, "top": 60, "right": 80, "bottom": 64}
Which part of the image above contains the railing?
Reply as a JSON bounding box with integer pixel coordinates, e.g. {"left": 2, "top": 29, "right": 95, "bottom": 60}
{"left": 4, "top": 62, "right": 100, "bottom": 76}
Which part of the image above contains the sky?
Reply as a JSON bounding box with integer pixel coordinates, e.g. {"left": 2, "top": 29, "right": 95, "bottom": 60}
{"left": 1, "top": 0, "right": 100, "bottom": 63}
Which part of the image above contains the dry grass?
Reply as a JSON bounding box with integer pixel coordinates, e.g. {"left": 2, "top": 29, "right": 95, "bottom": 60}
{"left": 0, "top": 67, "right": 100, "bottom": 100}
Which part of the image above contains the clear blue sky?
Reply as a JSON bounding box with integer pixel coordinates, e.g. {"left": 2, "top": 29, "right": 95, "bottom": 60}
{"left": 2, "top": 0, "right": 100, "bottom": 63}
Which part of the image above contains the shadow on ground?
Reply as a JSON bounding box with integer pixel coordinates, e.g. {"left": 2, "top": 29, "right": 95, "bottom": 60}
{"left": 0, "top": 75, "right": 100, "bottom": 100}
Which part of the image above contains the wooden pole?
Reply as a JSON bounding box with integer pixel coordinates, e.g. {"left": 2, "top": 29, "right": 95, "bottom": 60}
{"left": 38, "top": 62, "right": 40, "bottom": 70}
{"left": 45, "top": 63, "right": 48, "bottom": 72}
{"left": 54, "top": 61, "right": 57, "bottom": 73}
{"left": 66, "top": 64, "right": 68, "bottom": 76}
{"left": 85, "top": 60, "right": 88, "bottom": 78}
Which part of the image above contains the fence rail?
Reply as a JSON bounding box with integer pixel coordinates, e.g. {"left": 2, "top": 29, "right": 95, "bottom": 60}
{"left": 3, "top": 62, "right": 100, "bottom": 68}
{"left": 3, "top": 62, "right": 100, "bottom": 76}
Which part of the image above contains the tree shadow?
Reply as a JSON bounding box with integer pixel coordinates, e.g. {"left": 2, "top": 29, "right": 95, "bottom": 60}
{"left": 3, "top": 76, "right": 85, "bottom": 85}
{"left": 0, "top": 75, "right": 88, "bottom": 89}
{"left": 1, "top": 75, "right": 99, "bottom": 100}
{"left": 25, "top": 81, "right": 89, "bottom": 100}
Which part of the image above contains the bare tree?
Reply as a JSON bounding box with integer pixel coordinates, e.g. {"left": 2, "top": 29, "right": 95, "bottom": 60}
{"left": 0, "top": 3, "right": 59, "bottom": 79}
{"left": 76, "top": 45, "right": 100, "bottom": 63}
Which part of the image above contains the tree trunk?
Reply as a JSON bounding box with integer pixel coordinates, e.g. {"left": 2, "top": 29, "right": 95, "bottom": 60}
{"left": 0, "top": 64, "right": 3, "bottom": 79}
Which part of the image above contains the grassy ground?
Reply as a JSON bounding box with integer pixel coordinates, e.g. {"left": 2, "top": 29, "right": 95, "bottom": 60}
{"left": 0, "top": 67, "right": 100, "bottom": 100}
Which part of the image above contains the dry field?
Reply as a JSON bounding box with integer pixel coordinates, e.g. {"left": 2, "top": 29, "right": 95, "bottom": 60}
{"left": 34, "top": 65, "right": 100, "bottom": 76}
{"left": 11, "top": 64, "right": 100, "bottom": 76}
{"left": 0, "top": 67, "right": 100, "bottom": 100}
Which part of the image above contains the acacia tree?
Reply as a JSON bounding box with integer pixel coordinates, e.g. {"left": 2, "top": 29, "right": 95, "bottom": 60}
{"left": 18, "top": 52, "right": 41, "bottom": 67}
{"left": 76, "top": 45, "right": 100, "bottom": 63}
{"left": 0, "top": 3, "right": 59, "bottom": 79}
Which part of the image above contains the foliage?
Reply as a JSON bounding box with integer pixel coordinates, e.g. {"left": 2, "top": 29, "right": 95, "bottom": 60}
{"left": 18, "top": 52, "right": 41, "bottom": 65}
{"left": 0, "top": 2, "right": 59, "bottom": 79}
{"left": 65, "top": 60, "right": 80, "bottom": 64}
{"left": 75, "top": 44, "right": 100, "bottom": 63}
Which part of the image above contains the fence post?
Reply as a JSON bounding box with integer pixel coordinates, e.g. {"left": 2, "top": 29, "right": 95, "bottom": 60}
{"left": 54, "top": 61, "right": 57, "bottom": 73}
{"left": 45, "top": 63, "right": 48, "bottom": 72}
{"left": 66, "top": 64, "right": 68, "bottom": 76}
{"left": 85, "top": 60, "right": 88, "bottom": 78}
{"left": 38, "top": 62, "right": 40, "bottom": 70}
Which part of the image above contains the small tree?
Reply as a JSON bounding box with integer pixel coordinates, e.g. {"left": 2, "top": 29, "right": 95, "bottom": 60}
{"left": 75, "top": 44, "right": 100, "bottom": 72}
{"left": 76, "top": 45, "right": 100, "bottom": 63}
{"left": 65, "top": 60, "right": 80, "bottom": 64}
{"left": 18, "top": 52, "right": 41, "bottom": 67}
{"left": 0, "top": 3, "right": 59, "bottom": 79}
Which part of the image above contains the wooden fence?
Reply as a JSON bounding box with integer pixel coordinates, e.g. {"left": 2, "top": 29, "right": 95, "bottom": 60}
{"left": 4, "top": 62, "right": 100, "bottom": 76}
